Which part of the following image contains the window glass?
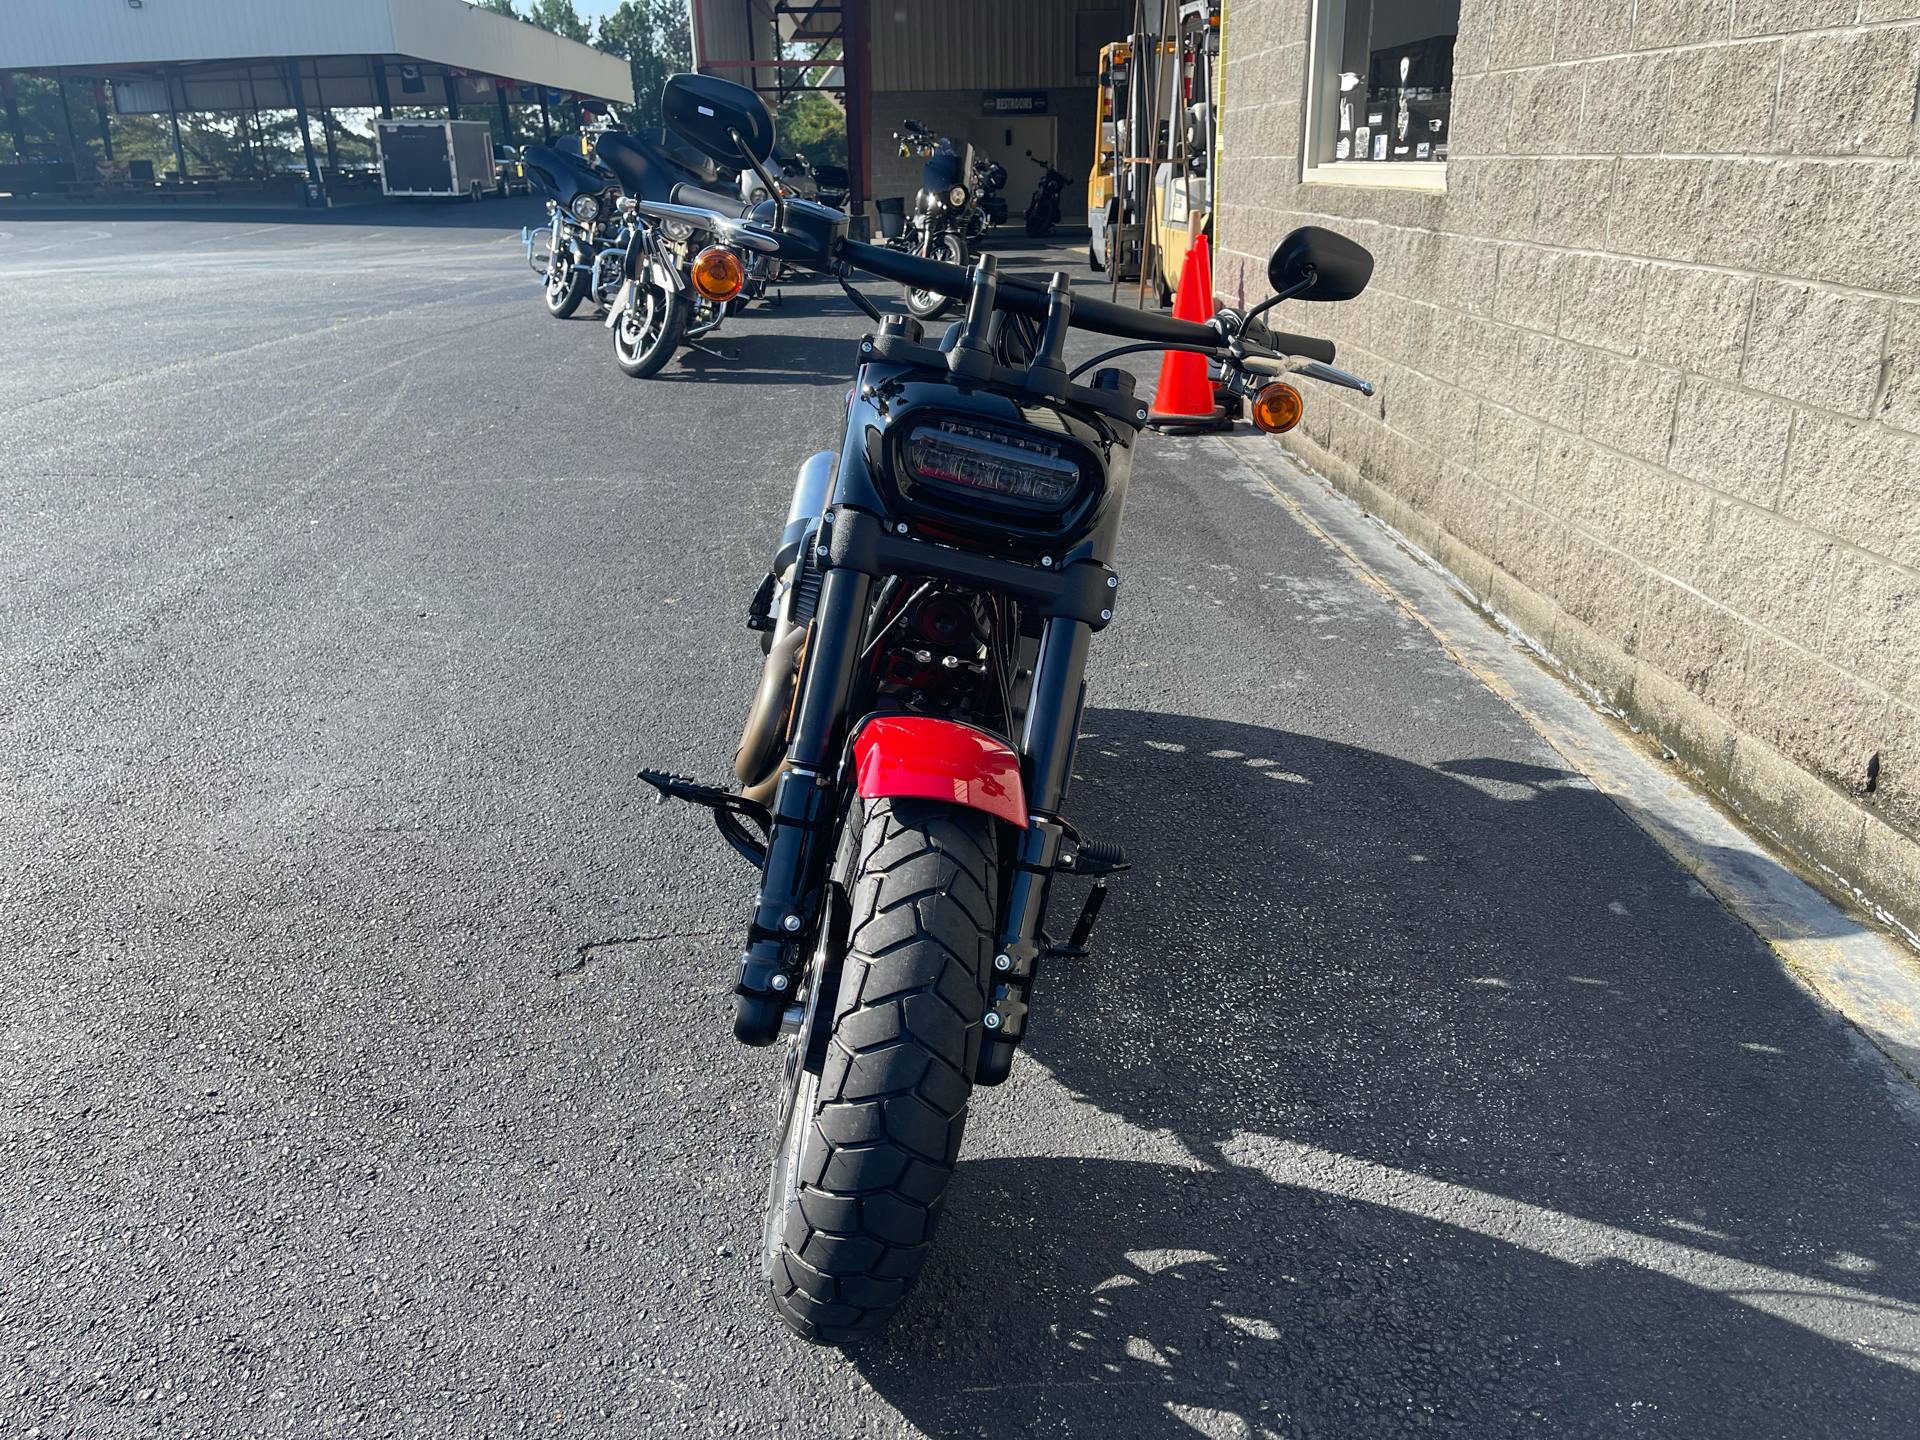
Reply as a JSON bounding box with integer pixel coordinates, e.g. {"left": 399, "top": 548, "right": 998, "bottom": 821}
{"left": 1330, "top": 0, "right": 1457, "bottom": 164}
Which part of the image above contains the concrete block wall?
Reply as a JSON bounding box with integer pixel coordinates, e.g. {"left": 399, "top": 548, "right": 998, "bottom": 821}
{"left": 1215, "top": 0, "right": 1920, "bottom": 941}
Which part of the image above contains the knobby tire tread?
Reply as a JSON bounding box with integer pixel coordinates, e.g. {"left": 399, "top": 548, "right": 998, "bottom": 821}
{"left": 767, "top": 797, "right": 996, "bottom": 1343}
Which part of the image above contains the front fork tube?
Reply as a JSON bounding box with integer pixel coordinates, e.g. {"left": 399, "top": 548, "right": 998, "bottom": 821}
{"left": 977, "top": 615, "right": 1090, "bottom": 1084}
{"left": 732, "top": 567, "right": 873, "bottom": 1046}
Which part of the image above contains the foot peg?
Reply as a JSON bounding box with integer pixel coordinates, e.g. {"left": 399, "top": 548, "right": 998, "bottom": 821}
{"left": 1059, "top": 837, "right": 1129, "bottom": 876}
{"left": 638, "top": 770, "right": 769, "bottom": 868}
{"left": 1043, "top": 837, "right": 1128, "bottom": 959}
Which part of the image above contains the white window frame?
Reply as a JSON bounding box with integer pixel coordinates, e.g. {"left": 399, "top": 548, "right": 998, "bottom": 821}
{"left": 1301, "top": 0, "right": 1448, "bottom": 193}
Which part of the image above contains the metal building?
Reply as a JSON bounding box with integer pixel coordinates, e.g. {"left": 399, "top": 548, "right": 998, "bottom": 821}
{"left": 689, "top": 0, "right": 1129, "bottom": 223}
{"left": 0, "top": 0, "right": 631, "bottom": 190}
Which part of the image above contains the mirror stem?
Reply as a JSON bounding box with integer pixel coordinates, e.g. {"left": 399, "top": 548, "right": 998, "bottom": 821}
{"left": 732, "top": 126, "right": 786, "bottom": 231}
{"left": 1244, "top": 273, "right": 1315, "bottom": 329}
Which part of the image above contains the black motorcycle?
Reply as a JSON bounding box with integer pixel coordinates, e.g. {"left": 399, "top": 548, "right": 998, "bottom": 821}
{"left": 521, "top": 141, "right": 625, "bottom": 318}
{"left": 592, "top": 126, "right": 770, "bottom": 377}
{"left": 631, "top": 73, "right": 1378, "bottom": 1344}
{"left": 1023, "top": 150, "right": 1070, "bottom": 238}
{"left": 891, "top": 122, "right": 984, "bottom": 321}
{"left": 973, "top": 154, "right": 1009, "bottom": 228}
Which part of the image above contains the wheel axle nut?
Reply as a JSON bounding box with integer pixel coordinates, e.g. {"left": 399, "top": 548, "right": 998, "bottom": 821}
{"left": 770, "top": 973, "right": 789, "bottom": 991}
{"left": 781, "top": 913, "right": 802, "bottom": 932}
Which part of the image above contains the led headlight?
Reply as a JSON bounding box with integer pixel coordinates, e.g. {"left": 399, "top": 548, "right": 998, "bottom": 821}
{"left": 948, "top": 185, "right": 967, "bottom": 207}
{"left": 660, "top": 217, "right": 695, "bottom": 241}
{"left": 570, "top": 194, "right": 600, "bottom": 221}
{"left": 906, "top": 419, "right": 1081, "bottom": 509}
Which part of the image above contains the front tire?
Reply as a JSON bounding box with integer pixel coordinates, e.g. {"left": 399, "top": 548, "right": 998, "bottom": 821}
{"left": 611, "top": 280, "right": 690, "bottom": 378}
{"left": 904, "top": 232, "right": 966, "bottom": 320}
{"left": 545, "top": 254, "right": 589, "bottom": 318}
{"left": 763, "top": 796, "right": 998, "bottom": 1344}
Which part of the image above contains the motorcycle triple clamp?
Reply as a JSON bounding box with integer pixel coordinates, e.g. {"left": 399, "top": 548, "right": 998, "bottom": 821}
{"left": 637, "top": 770, "right": 768, "bottom": 869}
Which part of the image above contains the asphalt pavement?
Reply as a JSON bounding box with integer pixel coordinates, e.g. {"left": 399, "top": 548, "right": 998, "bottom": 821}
{"left": 3, "top": 198, "right": 1918, "bottom": 1439}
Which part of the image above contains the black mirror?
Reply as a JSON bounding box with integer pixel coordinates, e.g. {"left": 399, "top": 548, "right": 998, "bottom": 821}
{"left": 662, "top": 72, "right": 774, "bottom": 169}
{"left": 1267, "top": 225, "right": 1373, "bottom": 302}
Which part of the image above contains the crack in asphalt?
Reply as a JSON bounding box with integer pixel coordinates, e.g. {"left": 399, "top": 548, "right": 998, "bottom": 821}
{"left": 555, "top": 928, "right": 729, "bottom": 978}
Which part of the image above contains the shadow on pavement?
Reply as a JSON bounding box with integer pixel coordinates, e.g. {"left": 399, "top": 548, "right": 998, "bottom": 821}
{"left": 851, "top": 709, "right": 1920, "bottom": 1438}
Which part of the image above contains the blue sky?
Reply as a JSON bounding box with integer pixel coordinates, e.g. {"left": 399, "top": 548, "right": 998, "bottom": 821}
{"left": 571, "top": 1, "right": 627, "bottom": 26}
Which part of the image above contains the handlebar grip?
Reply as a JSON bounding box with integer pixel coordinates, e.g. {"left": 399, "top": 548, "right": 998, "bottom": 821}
{"left": 1267, "top": 331, "right": 1337, "bottom": 364}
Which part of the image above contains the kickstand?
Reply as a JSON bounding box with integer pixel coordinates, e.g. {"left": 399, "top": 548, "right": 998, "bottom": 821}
{"left": 1045, "top": 877, "right": 1110, "bottom": 960}
{"left": 683, "top": 340, "right": 740, "bottom": 361}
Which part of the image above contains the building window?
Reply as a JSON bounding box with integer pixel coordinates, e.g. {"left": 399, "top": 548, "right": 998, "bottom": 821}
{"left": 1306, "top": 0, "right": 1457, "bottom": 185}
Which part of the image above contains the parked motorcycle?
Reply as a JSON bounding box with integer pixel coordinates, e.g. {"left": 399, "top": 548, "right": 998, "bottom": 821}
{"left": 812, "top": 162, "right": 851, "bottom": 211}
{"left": 741, "top": 144, "right": 821, "bottom": 207}
{"left": 521, "top": 142, "right": 626, "bottom": 318}
{"left": 1023, "top": 150, "right": 1070, "bottom": 238}
{"left": 629, "top": 72, "right": 1378, "bottom": 1344}
{"left": 973, "top": 154, "right": 1009, "bottom": 228}
{"left": 592, "top": 126, "right": 769, "bottom": 377}
{"left": 890, "top": 121, "right": 985, "bottom": 321}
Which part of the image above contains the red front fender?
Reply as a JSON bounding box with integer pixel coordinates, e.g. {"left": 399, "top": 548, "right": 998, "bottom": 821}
{"left": 852, "top": 716, "right": 1029, "bottom": 829}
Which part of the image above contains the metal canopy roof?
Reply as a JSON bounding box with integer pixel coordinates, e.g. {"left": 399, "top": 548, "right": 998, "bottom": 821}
{"left": 0, "top": 0, "right": 633, "bottom": 104}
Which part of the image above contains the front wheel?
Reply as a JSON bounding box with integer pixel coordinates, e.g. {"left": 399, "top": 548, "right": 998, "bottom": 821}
{"left": 611, "top": 280, "right": 690, "bottom": 379}
{"left": 544, "top": 252, "right": 589, "bottom": 318}
{"left": 904, "top": 232, "right": 966, "bottom": 320}
{"left": 763, "top": 796, "right": 999, "bottom": 1344}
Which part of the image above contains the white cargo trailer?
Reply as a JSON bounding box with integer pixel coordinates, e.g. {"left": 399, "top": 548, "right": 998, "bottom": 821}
{"left": 376, "top": 120, "right": 497, "bottom": 199}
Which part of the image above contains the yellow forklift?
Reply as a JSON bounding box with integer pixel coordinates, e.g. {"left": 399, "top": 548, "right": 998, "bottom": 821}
{"left": 1148, "top": 0, "right": 1221, "bottom": 306}
{"left": 1086, "top": 1, "right": 1221, "bottom": 306}
{"left": 1087, "top": 37, "right": 1145, "bottom": 280}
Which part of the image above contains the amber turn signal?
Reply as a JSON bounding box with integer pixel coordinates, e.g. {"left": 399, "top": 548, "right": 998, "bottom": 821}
{"left": 690, "top": 246, "right": 746, "bottom": 303}
{"left": 1250, "top": 382, "right": 1304, "bottom": 434}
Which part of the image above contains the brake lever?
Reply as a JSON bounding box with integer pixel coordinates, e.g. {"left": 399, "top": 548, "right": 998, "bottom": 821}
{"left": 1236, "top": 349, "right": 1375, "bottom": 398}
{"left": 1298, "top": 360, "right": 1374, "bottom": 396}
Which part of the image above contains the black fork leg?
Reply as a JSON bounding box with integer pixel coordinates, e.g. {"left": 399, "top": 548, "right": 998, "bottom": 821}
{"left": 977, "top": 612, "right": 1090, "bottom": 1082}
{"left": 734, "top": 567, "right": 873, "bottom": 1046}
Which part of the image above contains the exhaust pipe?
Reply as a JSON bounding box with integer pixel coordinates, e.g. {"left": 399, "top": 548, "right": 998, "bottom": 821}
{"left": 734, "top": 450, "right": 840, "bottom": 800}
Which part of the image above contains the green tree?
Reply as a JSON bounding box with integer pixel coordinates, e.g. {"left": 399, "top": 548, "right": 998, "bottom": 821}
{"left": 524, "top": 0, "right": 591, "bottom": 43}
{"left": 471, "top": 0, "right": 520, "bottom": 15}
{"left": 595, "top": 0, "right": 690, "bottom": 127}
{"left": 776, "top": 91, "right": 845, "bottom": 168}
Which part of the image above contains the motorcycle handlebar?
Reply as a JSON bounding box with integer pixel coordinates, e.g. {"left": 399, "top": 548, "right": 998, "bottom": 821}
{"left": 833, "top": 239, "right": 1337, "bottom": 364}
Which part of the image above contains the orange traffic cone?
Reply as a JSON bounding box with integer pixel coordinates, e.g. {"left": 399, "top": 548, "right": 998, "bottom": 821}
{"left": 1148, "top": 235, "right": 1232, "bottom": 434}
